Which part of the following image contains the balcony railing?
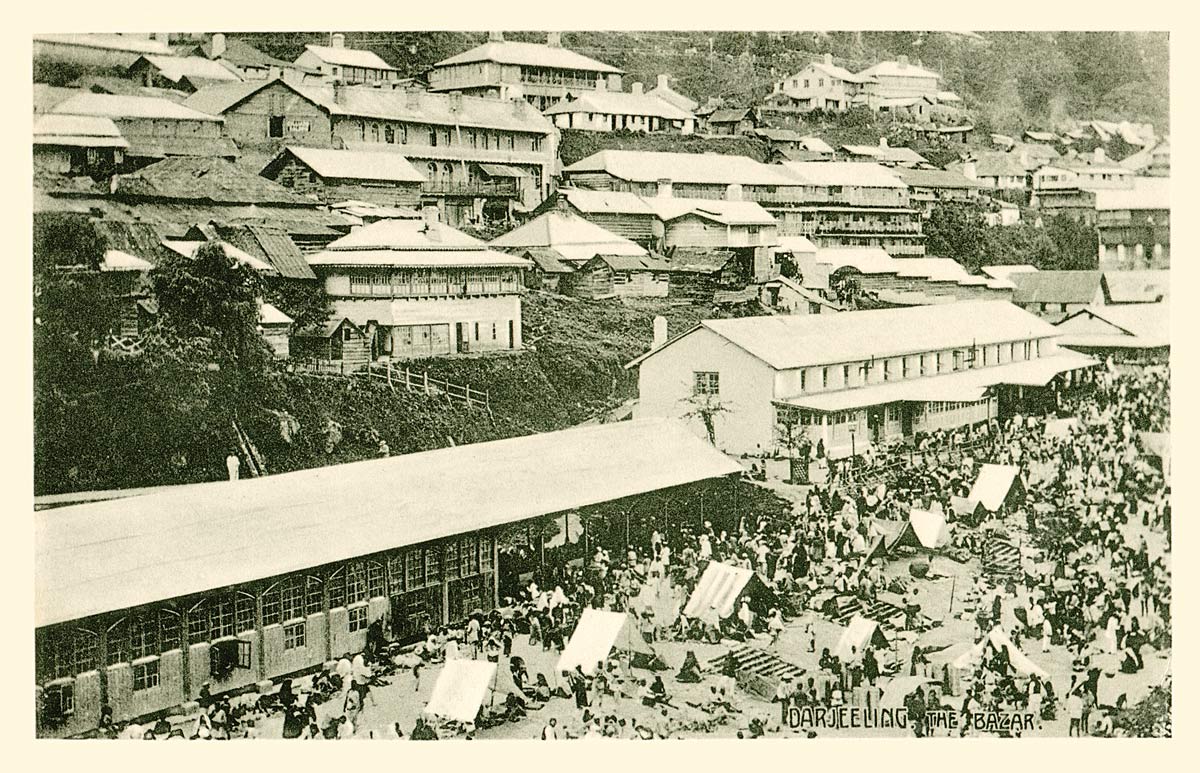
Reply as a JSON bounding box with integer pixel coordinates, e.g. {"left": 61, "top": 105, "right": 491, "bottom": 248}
{"left": 815, "top": 221, "right": 924, "bottom": 234}
{"left": 421, "top": 181, "right": 520, "bottom": 197}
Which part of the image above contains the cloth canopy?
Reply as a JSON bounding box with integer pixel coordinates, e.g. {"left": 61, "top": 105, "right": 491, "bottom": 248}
{"left": 951, "top": 627, "right": 1049, "bottom": 678}
{"left": 683, "top": 561, "right": 777, "bottom": 621}
{"left": 834, "top": 614, "right": 888, "bottom": 660}
{"left": 556, "top": 608, "right": 653, "bottom": 676}
{"left": 879, "top": 675, "right": 937, "bottom": 710}
{"left": 424, "top": 659, "right": 498, "bottom": 723}
{"left": 889, "top": 509, "right": 952, "bottom": 550}
{"left": 968, "top": 464, "right": 1024, "bottom": 513}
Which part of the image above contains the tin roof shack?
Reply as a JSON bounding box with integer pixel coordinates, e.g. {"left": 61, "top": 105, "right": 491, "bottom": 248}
{"left": 426, "top": 32, "right": 624, "bottom": 110}
{"left": 626, "top": 300, "right": 1096, "bottom": 460}
{"left": 489, "top": 204, "right": 649, "bottom": 268}
{"left": 49, "top": 92, "right": 237, "bottom": 169}
{"left": 543, "top": 85, "right": 696, "bottom": 134}
{"left": 33, "top": 114, "right": 129, "bottom": 180}
{"left": 533, "top": 188, "right": 659, "bottom": 245}
{"left": 306, "top": 208, "right": 530, "bottom": 363}
{"left": 260, "top": 146, "right": 426, "bottom": 209}
{"left": 127, "top": 55, "right": 243, "bottom": 93}
{"left": 294, "top": 34, "right": 401, "bottom": 84}
{"left": 519, "top": 248, "right": 576, "bottom": 293}
{"left": 569, "top": 254, "right": 673, "bottom": 299}
{"left": 33, "top": 418, "right": 742, "bottom": 736}
{"left": 1011, "top": 271, "right": 1110, "bottom": 321}
{"left": 659, "top": 249, "right": 741, "bottom": 303}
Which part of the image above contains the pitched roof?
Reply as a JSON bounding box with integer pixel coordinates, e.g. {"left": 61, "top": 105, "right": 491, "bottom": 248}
{"left": 310, "top": 218, "right": 530, "bottom": 268}
{"left": 644, "top": 197, "right": 776, "bottom": 226}
{"left": 1102, "top": 270, "right": 1169, "bottom": 304}
{"left": 432, "top": 40, "right": 621, "bottom": 74}
{"left": 809, "top": 246, "right": 899, "bottom": 274}
{"left": 543, "top": 90, "right": 694, "bottom": 120}
{"left": 490, "top": 210, "right": 647, "bottom": 263}
{"left": 1094, "top": 177, "right": 1169, "bottom": 211}
{"left": 980, "top": 265, "right": 1038, "bottom": 282}
{"left": 35, "top": 418, "right": 739, "bottom": 627}
{"left": 197, "top": 37, "right": 292, "bottom": 69}
{"left": 51, "top": 92, "right": 223, "bottom": 122}
{"left": 278, "top": 146, "right": 426, "bottom": 183}
{"left": 894, "top": 167, "right": 980, "bottom": 189}
{"left": 301, "top": 43, "right": 397, "bottom": 71}
{"left": 135, "top": 55, "right": 242, "bottom": 85}
{"left": 841, "top": 144, "right": 929, "bottom": 166}
{"left": 859, "top": 60, "right": 941, "bottom": 80}
{"left": 34, "top": 33, "right": 172, "bottom": 56}
{"left": 113, "top": 157, "right": 315, "bottom": 206}
{"left": 595, "top": 253, "right": 673, "bottom": 272}
{"left": 564, "top": 150, "right": 799, "bottom": 186}
{"left": 955, "top": 152, "right": 1027, "bottom": 178}
{"left": 559, "top": 188, "right": 656, "bottom": 215}
{"left": 1055, "top": 303, "right": 1169, "bottom": 349}
{"left": 779, "top": 161, "right": 907, "bottom": 188}
{"left": 33, "top": 114, "right": 129, "bottom": 149}
{"left": 810, "top": 60, "right": 874, "bottom": 84}
{"left": 1012, "top": 271, "right": 1106, "bottom": 305}
{"left": 208, "top": 222, "right": 318, "bottom": 280}
{"left": 633, "top": 301, "right": 1057, "bottom": 371}
{"left": 122, "top": 135, "right": 241, "bottom": 161}
{"left": 258, "top": 302, "right": 293, "bottom": 326}
{"left": 708, "top": 107, "right": 756, "bottom": 124}
{"left": 32, "top": 84, "right": 80, "bottom": 114}
{"left": 521, "top": 247, "right": 575, "bottom": 274}
{"left": 91, "top": 219, "right": 174, "bottom": 266}
{"left": 659, "top": 248, "right": 736, "bottom": 274}
{"left": 646, "top": 83, "right": 698, "bottom": 113}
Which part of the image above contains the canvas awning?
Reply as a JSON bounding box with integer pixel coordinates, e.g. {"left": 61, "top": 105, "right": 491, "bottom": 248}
{"left": 556, "top": 608, "right": 652, "bottom": 676}
{"left": 478, "top": 163, "right": 527, "bottom": 178}
{"left": 424, "top": 659, "right": 498, "bottom": 722}
{"left": 682, "top": 561, "right": 775, "bottom": 622}
{"left": 890, "top": 509, "right": 952, "bottom": 550}
{"left": 951, "top": 627, "right": 1049, "bottom": 678}
{"left": 879, "top": 675, "right": 937, "bottom": 710}
{"left": 834, "top": 615, "right": 888, "bottom": 660}
{"left": 968, "top": 464, "right": 1023, "bottom": 513}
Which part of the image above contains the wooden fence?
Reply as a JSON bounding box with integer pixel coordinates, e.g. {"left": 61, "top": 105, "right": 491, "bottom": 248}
{"left": 365, "top": 362, "right": 491, "bottom": 410}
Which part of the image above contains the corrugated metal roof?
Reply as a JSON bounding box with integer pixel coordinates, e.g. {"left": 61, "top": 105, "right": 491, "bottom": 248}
{"left": 596, "top": 253, "right": 672, "bottom": 272}
{"left": 841, "top": 145, "right": 929, "bottom": 166}
{"left": 490, "top": 210, "right": 647, "bottom": 258}
{"left": 302, "top": 43, "right": 397, "bottom": 71}
{"left": 544, "top": 90, "right": 694, "bottom": 120}
{"left": 137, "top": 54, "right": 242, "bottom": 84}
{"left": 35, "top": 33, "right": 172, "bottom": 55}
{"left": 195, "top": 37, "right": 292, "bottom": 69}
{"left": 51, "top": 92, "right": 224, "bottom": 122}
{"left": 114, "top": 156, "right": 314, "bottom": 205}
{"left": 688, "top": 301, "right": 1059, "bottom": 371}
{"left": 646, "top": 83, "right": 698, "bottom": 113}
{"left": 1012, "top": 271, "right": 1105, "bottom": 305}
{"left": 432, "top": 40, "right": 622, "bottom": 74}
{"left": 560, "top": 188, "right": 656, "bottom": 215}
{"left": 282, "top": 146, "right": 426, "bottom": 183}
{"left": 521, "top": 247, "right": 575, "bottom": 274}
{"left": 33, "top": 114, "right": 130, "bottom": 148}
{"left": 164, "top": 240, "right": 279, "bottom": 274}
{"left": 859, "top": 60, "right": 941, "bottom": 80}
{"left": 980, "top": 265, "right": 1037, "bottom": 282}
{"left": 1103, "top": 270, "right": 1169, "bottom": 304}
{"left": 644, "top": 196, "right": 776, "bottom": 226}
{"left": 565, "top": 150, "right": 799, "bottom": 186}
{"left": 781, "top": 160, "right": 907, "bottom": 188}
{"left": 309, "top": 249, "right": 529, "bottom": 269}
{"left": 258, "top": 301, "right": 293, "bottom": 326}
{"left": 1056, "top": 303, "right": 1169, "bottom": 348}
{"left": 35, "top": 418, "right": 739, "bottom": 627}
{"left": 122, "top": 135, "right": 240, "bottom": 160}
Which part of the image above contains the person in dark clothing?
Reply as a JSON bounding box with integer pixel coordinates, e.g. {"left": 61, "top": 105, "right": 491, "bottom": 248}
{"left": 677, "top": 650, "right": 702, "bottom": 683}
{"left": 862, "top": 647, "right": 880, "bottom": 686}
{"left": 571, "top": 667, "right": 590, "bottom": 709}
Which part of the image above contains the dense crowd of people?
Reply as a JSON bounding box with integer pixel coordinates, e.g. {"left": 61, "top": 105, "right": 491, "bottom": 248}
{"left": 102, "top": 359, "right": 1169, "bottom": 740}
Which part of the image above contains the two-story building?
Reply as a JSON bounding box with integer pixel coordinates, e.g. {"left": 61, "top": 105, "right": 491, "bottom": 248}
{"left": 893, "top": 167, "right": 981, "bottom": 216}
{"left": 627, "top": 301, "right": 1097, "bottom": 459}
{"left": 949, "top": 154, "right": 1028, "bottom": 191}
{"left": 1095, "top": 178, "right": 1170, "bottom": 270}
{"left": 426, "top": 32, "right": 623, "bottom": 111}
{"left": 764, "top": 54, "right": 878, "bottom": 114}
{"left": 49, "top": 92, "right": 237, "bottom": 169}
{"left": 857, "top": 56, "right": 940, "bottom": 101}
{"left": 543, "top": 82, "right": 696, "bottom": 134}
{"left": 182, "top": 34, "right": 315, "bottom": 82}
{"left": 1031, "top": 150, "right": 1135, "bottom": 210}
{"left": 302, "top": 208, "right": 530, "bottom": 364}
{"left": 185, "top": 78, "right": 558, "bottom": 225}
{"left": 294, "top": 34, "right": 401, "bottom": 85}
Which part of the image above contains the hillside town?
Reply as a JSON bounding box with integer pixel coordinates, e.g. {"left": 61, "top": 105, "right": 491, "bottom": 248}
{"left": 33, "top": 31, "right": 1170, "bottom": 741}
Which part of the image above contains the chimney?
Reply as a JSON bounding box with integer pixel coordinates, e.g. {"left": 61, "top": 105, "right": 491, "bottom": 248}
{"left": 657, "top": 74, "right": 670, "bottom": 90}
{"left": 488, "top": 31, "right": 504, "bottom": 43}
{"left": 726, "top": 183, "right": 743, "bottom": 202}
{"left": 555, "top": 193, "right": 572, "bottom": 213}
{"left": 406, "top": 88, "right": 420, "bottom": 108}
{"left": 331, "top": 33, "right": 346, "bottom": 49}
{"left": 422, "top": 206, "right": 440, "bottom": 240}
{"left": 897, "top": 54, "right": 909, "bottom": 68}
{"left": 656, "top": 178, "right": 673, "bottom": 198}
{"left": 824, "top": 53, "right": 833, "bottom": 66}
{"left": 879, "top": 136, "right": 889, "bottom": 148}
{"left": 211, "top": 33, "right": 227, "bottom": 59}
{"left": 631, "top": 82, "right": 644, "bottom": 95}
{"left": 652, "top": 316, "right": 668, "bottom": 350}
{"left": 1093, "top": 147, "right": 1106, "bottom": 164}
{"left": 449, "top": 91, "right": 463, "bottom": 112}
{"left": 547, "top": 32, "right": 562, "bottom": 48}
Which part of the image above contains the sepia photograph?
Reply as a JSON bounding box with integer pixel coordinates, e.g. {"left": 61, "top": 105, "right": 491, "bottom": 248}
{"left": 30, "top": 25, "right": 1171, "bottom": 742}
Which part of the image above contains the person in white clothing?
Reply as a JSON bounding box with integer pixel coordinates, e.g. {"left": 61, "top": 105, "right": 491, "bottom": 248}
{"left": 225, "top": 452, "right": 240, "bottom": 481}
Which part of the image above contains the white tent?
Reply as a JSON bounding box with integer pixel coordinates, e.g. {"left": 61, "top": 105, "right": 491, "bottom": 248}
{"left": 424, "top": 659, "right": 498, "bottom": 723}
{"left": 889, "top": 509, "right": 952, "bottom": 550}
{"left": 951, "top": 627, "right": 1049, "bottom": 678}
{"left": 879, "top": 675, "right": 937, "bottom": 710}
{"left": 682, "top": 561, "right": 776, "bottom": 621}
{"left": 556, "top": 608, "right": 653, "bottom": 676}
{"left": 950, "top": 495, "right": 979, "bottom": 519}
{"left": 968, "top": 464, "right": 1024, "bottom": 513}
{"left": 834, "top": 614, "right": 888, "bottom": 661}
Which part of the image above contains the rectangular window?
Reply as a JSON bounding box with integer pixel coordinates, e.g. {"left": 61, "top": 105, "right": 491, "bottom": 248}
{"left": 902, "top": 358, "right": 910, "bottom": 379}
{"left": 283, "top": 622, "right": 306, "bottom": 651}
{"left": 268, "top": 116, "right": 284, "bottom": 138}
{"left": 693, "top": 371, "right": 720, "bottom": 395}
{"left": 132, "top": 660, "right": 160, "bottom": 692}
{"left": 479, "top": 534, "right": 494, "bottom": 573}
{"left": 327, "top": 570, "right": 347, "bottom": 609}
{"left": 936, "top": 353, "right": 944, "bottom": 372}
{"left": 842, "top": 364, "right": 850, "bottom": 385}
{"left": 348, "top": 605, "right": 368, "bottom": 633}
{"left": 428, "top": 127, "right": 438, "bottom": 146}
{"left": 388, "top": 554, "right": 406, "bottom": 596}
{"left": 345, "top": 562, "right": 368, "bottom": 605}
{"left": 350, "top": 274, "right": 371, "bottom": 295}
{"left": 822, "top": 367, "right": 829, "bottom": 389}
{"left": 883, "top": 360, "right": 892, "bottom": 381}
{"left": 444, "top": 540, "right": 460, "bottom": 580}
{"left": 920, "top": 354, "right": 928, "bottom": 376}
{"left": 129, "top": 614, "right": 159, "bottom": 660}
{"left": 406, "top": 548, "right": 424, "bottom": 589}
{"left": 953, "top": 351, "right": 964, "bottom": 371}
{"left": 424, "top": 546, "right": 442, "bottom": 586}
{"left": 800, "top": 370, "right": 807, "bottom": 392}
{"left": 384, "top": 125, "right": 395, "bottom": 143}
{"left": 305, "top": 576, "right": 323, "bottom": 616}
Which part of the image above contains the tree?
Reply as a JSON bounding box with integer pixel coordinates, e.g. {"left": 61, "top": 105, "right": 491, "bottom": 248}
{"left": 1043, "top": 215, "right": 1099, "bottom": 270}
{"left": 924, "top": 203, "right": 988, "bottom": 270}
{"left": 682, "top": 392, "right": 729, "bottom": 447}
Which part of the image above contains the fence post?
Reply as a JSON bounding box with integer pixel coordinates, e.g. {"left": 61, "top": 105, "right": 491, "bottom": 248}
{"left": 424, "top": 372, "right": 430, "bottom": 395}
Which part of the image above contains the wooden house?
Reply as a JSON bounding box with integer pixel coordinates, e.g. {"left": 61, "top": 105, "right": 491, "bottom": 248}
{"left": 33, "top": 114, "right": 129, "bottom": 179}
{"left": 572, "top": 254, "right": 672, "bottom": 299}
{"left": 127, "top": 55, "right": 243, "bottom": 93}
{"left": 290, "top": 317, "right": 370, "bottom": 372}
{"left": 704, "top": 107, "right": 762, "bottom": 136}
{"left": 521, "top": 248, "right": 576, "bottom": 293}
{"left": 294, "top": 35, "right": 401, "bottom": 84}
{"left": 258, "top": 302, "right": 294, "bottom": 359}
{"left": 259, "top": 146, "right": 427, "bottom": 208}
{"left": 660, "top": 249, "right": 740, "bottom": 302}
